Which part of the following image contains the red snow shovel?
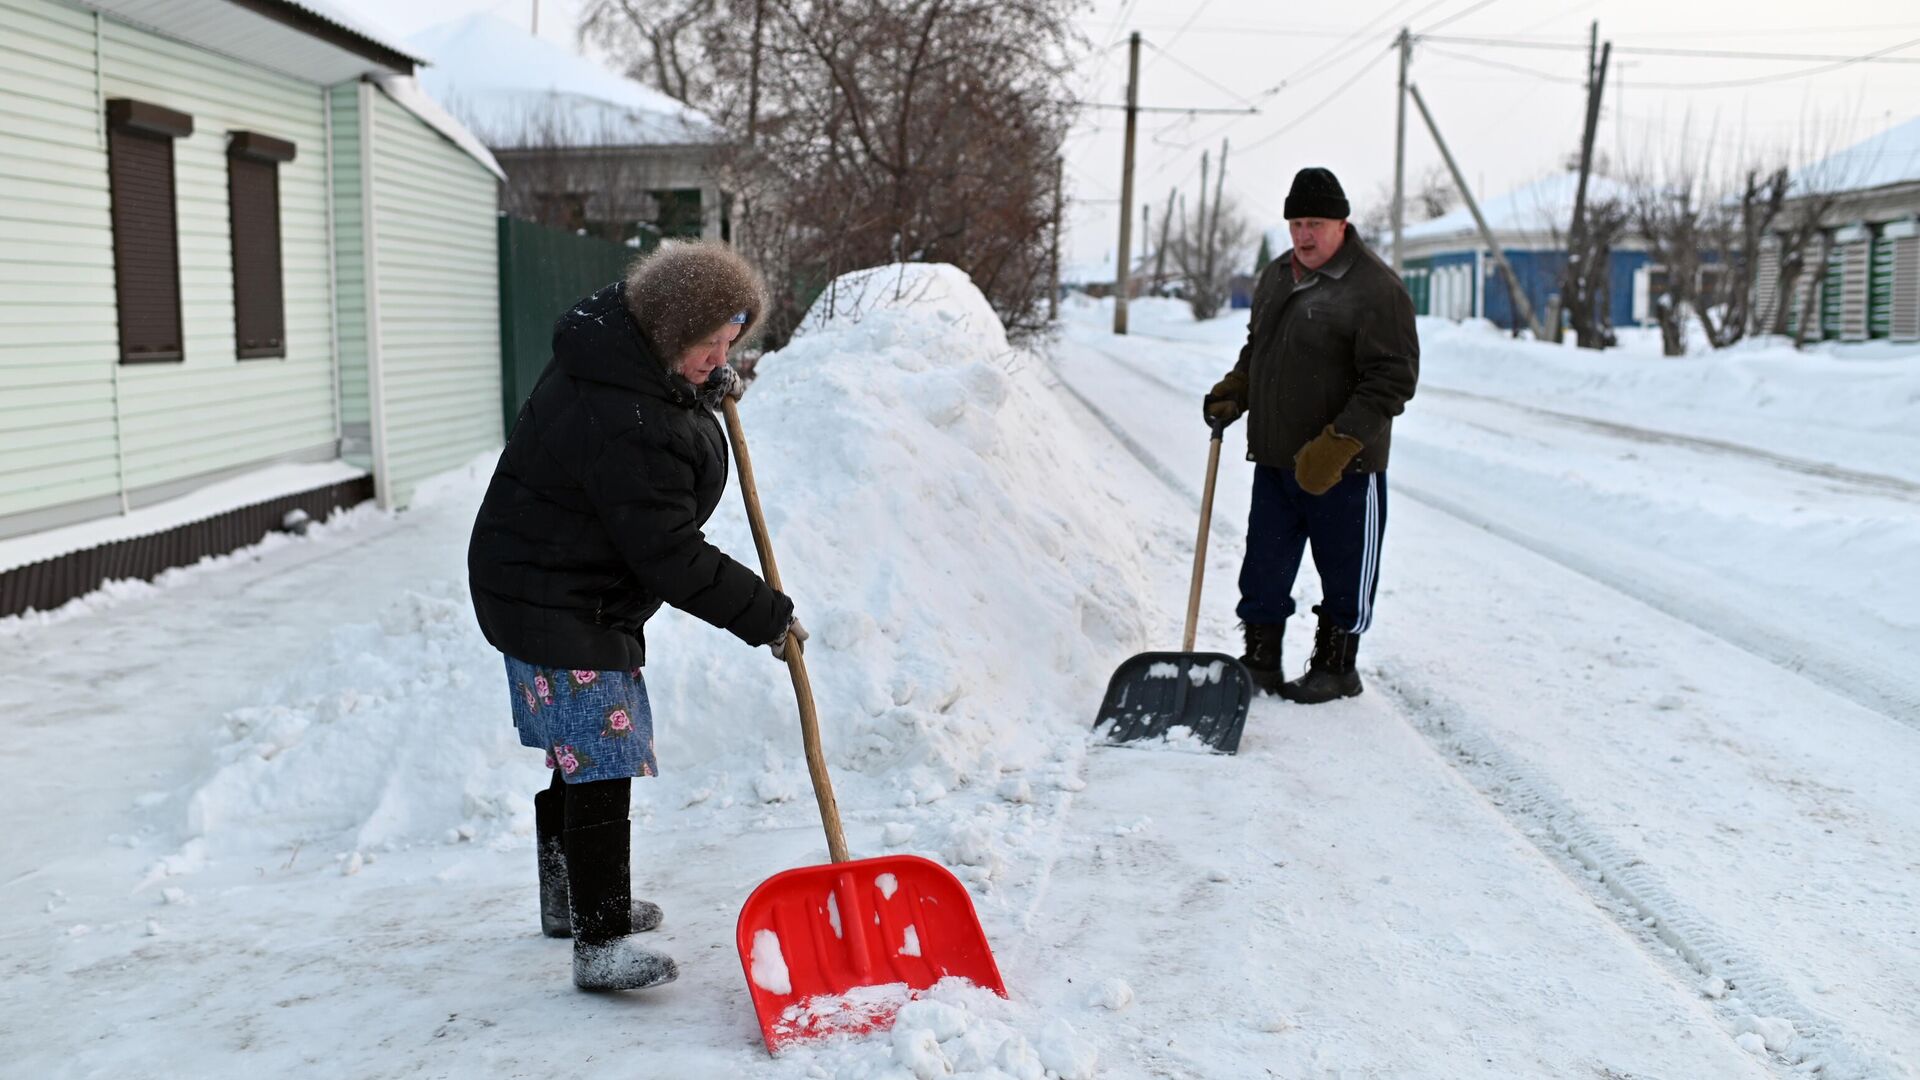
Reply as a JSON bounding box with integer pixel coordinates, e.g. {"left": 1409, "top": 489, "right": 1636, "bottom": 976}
{"left": 1094, "top": 418, "right": 1254, "bottom": 753}
{"left": 721, "top": 398, "right": 1007, "bottom": 1055}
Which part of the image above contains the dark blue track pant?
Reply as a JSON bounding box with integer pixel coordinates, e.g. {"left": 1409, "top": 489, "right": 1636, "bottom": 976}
{"left": 1236, "top": 466, "right": 1388, "bottom": 634}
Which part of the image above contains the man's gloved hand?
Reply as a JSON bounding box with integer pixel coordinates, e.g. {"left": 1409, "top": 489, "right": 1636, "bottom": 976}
{"left": 1204, "top": 370, "right": 1248, "bottom": 429}
{"left": 769, "top": 616, "right": 809, "bottom": 661}
{"left": 1293, "top": 425, "right": 1364, "bottom": 495}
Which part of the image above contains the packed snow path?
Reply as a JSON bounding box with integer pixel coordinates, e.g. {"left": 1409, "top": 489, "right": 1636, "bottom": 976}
{"left": 2, "top": 277, "right": 1915, "bottom": 1078}
{"left": 1050, "top": 298, "right": 1920, "bottom": 1077}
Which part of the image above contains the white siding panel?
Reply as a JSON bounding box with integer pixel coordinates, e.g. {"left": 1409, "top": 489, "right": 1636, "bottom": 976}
{"left": 367, "top": 89, "right": 499, "bottom": 507}
{"left": 99, "top": 15, "right": 338, "bottom": 497}
{"left": 0, "top": 0, "right": 121, "bottom": 523}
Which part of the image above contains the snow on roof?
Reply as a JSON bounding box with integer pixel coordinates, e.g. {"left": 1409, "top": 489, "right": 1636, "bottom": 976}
{"left": 406, "top": 14, "right": 720, "bottom": 150}
{"left": 372, "top": 75, "right": 506, "bottom": 182}
{"left": 1791, "top": 115, "right": 1920, "bottom": 197}
{"left": 1399, "top": 171, "right": 1632, "bottom": 245}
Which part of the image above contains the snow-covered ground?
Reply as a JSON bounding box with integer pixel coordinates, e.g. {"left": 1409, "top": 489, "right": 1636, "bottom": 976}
{"left": 2, "top": 276, "right": 1915, "bottom": 1079}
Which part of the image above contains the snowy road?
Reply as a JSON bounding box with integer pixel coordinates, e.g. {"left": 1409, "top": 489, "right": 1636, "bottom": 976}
{"left": 3, "top": 281, "right": 1915, "bottom": 1079}
{"left": 1048, "top": 299, "right": 1920, "bottom": 1077}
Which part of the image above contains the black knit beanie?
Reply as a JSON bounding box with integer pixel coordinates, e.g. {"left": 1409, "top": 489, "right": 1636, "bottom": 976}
{"left": 1284, "top": 167, "right": 1350, "bottom": 220}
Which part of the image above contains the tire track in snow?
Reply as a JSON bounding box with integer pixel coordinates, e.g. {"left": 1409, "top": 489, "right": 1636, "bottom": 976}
{"left": 1048, "top": 340, "right": 1902, "bottom": 1079}
{"left": 1385, "top": 479, "right": 1920, "bottom": 729}
{"left": 1372, "top": 669, "right": 1897, "bottom": 1080}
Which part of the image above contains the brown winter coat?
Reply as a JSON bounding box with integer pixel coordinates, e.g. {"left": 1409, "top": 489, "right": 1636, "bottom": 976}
{"left": 1223, "top": 227, "right": 1419, "bottom": 473}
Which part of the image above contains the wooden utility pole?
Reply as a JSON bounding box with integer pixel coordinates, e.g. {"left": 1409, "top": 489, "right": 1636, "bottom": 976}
{"left": 1566, "top": 22, "right": 1612, "bottom": 348}
{"left": 1392, "top": 28, "right": 1410, "bottom": 275}
{"left": 1049, "top": 155, "right": 1063, "bottom": 321}
{"left": 1152, "top": 187, "right": 1175, "bottom": 290}
{"left": 1207, "top": 138, "right": 1229, "bottom": 285}
{"left": 1113, "top": 31, "right": 1141, "bottom": 334}
{"left": 1408, "top": 84, "right": 1545, "bottom": 339}
{"left": 1196, "top": 149, "right": 1210, "bottom": 284}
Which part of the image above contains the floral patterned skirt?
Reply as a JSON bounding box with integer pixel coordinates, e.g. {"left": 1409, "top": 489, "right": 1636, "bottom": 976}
{"left": 503, "top": 655, "right": 658, "bottom": 783}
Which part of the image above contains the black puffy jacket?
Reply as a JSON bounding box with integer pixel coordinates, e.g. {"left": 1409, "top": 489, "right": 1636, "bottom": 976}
{"left": 467, "top": 282, "right": 792, "bottom": 670}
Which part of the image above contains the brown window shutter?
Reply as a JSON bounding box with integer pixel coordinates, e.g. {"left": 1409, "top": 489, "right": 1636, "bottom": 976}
{"left": 228, "top": 146, "right": 287, "bottom": 359}
{"left": 107, "top": 123, "right": 185, "bottom": 363}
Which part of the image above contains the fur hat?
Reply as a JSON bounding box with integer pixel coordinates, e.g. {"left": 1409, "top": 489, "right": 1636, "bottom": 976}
{"left": 622, "top": 240, "right": 770, "bottom": 365}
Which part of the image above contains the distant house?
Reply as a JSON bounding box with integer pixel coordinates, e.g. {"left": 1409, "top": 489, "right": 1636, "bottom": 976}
{"left": 0, "top": 0, "right": 506, "bottom": 617}
{"left": 409, "top": 14, "right": 730, "bottom": 246}
{"left": 1384, "top": 171, "right": 1652, "bottom": 332}
{"left": 1754, "top": 115, "right": 1920, "bottom": 342}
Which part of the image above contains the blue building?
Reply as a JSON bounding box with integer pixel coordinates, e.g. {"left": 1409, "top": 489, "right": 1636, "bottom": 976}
{"left": 1388, "top": 172, "right": 1652, "bottom": 333}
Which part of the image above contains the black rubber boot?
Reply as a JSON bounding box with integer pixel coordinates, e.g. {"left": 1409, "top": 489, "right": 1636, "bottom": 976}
{"left": 536, "top": 777, "right": 663, "bottom": 939}
{"left": 1280, "top": 617, "right": 1362, "bottom": 704}
{"left": 563, "top": 820, "right": 678, "bottom": 991}
{"left": 1240, "top": 621, "right": 1285, "bottom": 695}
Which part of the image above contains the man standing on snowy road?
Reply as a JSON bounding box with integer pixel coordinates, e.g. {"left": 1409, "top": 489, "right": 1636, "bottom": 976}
{"left": 467, "top": 240, "right": 806, "bottom": 993}
{"left": 1203, "top": 167, "right": 1419, "bottom": 704}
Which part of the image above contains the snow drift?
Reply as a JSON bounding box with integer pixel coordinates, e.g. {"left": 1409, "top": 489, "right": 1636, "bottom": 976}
{"left": 183, "top": 263, "right": 1160, "bottom": 865}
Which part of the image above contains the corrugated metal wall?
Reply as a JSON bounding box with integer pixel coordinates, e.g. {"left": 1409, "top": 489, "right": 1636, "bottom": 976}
{"left": 0, "top": 0, "right": 338, "bottom": 536}
{"left": 365, "top": 87, "right": 500, "bottom": 508}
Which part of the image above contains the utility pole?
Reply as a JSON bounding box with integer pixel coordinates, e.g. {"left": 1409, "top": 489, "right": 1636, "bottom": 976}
{"left": 1566, "top": 22, "right": 1612, "bottom": 349}
{"left": 531, "top": 0, "right": 539, "bottom": 35}
{"left": 1408, "top": 84, "right": 1545, "bottom": 340}
{"left": 1207, "top": 138, "right": 1229, "bottom": 289}
{"left": 1196, "top": 149, "right": 1210, "bottom": 286}
{"left": 1152, "top": 187, "right": 1175, "bottom": 290}
{"left": 1049, "top": 155, "right": 1063, "bottom": 321}
{"left": 1113, "top": 31, "right": 1141, "bottom": 334}
{"left": 1392, "top": 28, "right": 1410, "bottom": 275}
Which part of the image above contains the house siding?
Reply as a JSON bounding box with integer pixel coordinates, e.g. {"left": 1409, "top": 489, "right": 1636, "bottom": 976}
{"left": 364, "top": 87, "right": 500, "bottom": 507}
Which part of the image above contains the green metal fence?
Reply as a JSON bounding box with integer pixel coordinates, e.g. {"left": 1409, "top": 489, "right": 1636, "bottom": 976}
{"left": 497, "top": 215, "right": 636, "bottom": 436}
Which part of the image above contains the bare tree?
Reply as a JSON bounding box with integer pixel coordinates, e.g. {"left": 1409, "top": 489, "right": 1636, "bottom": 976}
{"left": 1171, "top": 194, "right": 1254, "bottom": 320}
{"left": 580, "top": 0, "right": 721, "bottom": 107}
{"left": 629, "top": 0, "right": 1084, "bottom": 346}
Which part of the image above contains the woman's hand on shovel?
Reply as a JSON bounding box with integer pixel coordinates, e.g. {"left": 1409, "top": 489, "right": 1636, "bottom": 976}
{"left": 769, "top": 617, "right": 809, "bottom": 660}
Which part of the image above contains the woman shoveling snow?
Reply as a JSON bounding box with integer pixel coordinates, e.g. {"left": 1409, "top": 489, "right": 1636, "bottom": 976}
{"left": 466, "top": 240, "right": 807, "bottom": 991}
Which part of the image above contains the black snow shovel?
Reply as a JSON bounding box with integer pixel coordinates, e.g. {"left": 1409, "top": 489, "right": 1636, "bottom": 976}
{"left": 1094, "top": 418, "right": 1254, "bottom": 754}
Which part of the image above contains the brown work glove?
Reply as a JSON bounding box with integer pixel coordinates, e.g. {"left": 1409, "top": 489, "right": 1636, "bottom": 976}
{"left": 1203, "top": 370, "right": 1248, "bottom": 429}
{"left": 1293, "top": 425, "right": 1364, "bottom": 495}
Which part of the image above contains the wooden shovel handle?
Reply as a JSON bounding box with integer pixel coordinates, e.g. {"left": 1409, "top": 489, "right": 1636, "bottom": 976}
{"left": 1182, "top": 428, "right": 1225, "bottom": 653}
{"left": 721, "top": 398, "right": 852, "bottom": 865}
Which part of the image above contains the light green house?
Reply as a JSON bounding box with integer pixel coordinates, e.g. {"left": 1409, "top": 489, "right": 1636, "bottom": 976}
{"left": 1, "top": 0, "right": 508, "bottom": 612}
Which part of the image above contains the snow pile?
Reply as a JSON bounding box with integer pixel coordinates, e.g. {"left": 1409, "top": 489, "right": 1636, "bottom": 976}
{"left": 776, "top": 979, "right": 1099, "bottom": 1080}
{"left": 177, "top": 264, "right": 1159, "bottom": 875}
{"left": 1414, "top": 317, "right": 1920, "bottom": 479}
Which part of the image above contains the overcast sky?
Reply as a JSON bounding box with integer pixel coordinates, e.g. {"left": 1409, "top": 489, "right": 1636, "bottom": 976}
{"left": 342, "top": 0, "right": 1920, "bottom": 275}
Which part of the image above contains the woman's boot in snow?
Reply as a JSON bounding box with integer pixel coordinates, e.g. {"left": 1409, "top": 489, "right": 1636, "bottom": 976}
{"left": 1280, "top": 617, "right": 1362, "bottom": 704}
{"left": 536, "top": 775, "right": 664, "bottom": 938}
{"left": 563, "top": 819, "right": 678, "bottom": 990}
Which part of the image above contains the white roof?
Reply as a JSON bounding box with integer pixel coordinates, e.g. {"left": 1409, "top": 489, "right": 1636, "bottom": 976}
{"left": 407, "top": 14, "right": 719, "bottom": 150}
{"left": 75, "top": 0, "right": 423, "bottom": 84}
{"left": 1399, "top": 171, "right": 1632, "bottom": 245}
{"left": 1791, "top": 115, "right": 1920, "bottom": 197}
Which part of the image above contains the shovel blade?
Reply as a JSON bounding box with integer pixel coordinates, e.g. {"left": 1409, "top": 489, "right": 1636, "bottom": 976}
{"left": 1096, "top": 650, "right": 1253, "bottom": 754}
{"left": 737, "top": 853, "right": 1006, "bottom": 1054}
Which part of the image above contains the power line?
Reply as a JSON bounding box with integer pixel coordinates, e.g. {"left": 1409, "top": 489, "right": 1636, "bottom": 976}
{"left": 1143, "top": 0, "right": 1217, "bottom": 71}
{"left": 1416, "top": 0, "right": 1504, "bottom": 37}
{"left": 1626, "top": 37, "right": 1920, "bottom": 89}
{"left": 1418, "top": 34, "right": 1920, "bottom": 64}
{"left": 1421, "top": 44, "right": 1585, "bottom": 85}
{"left": 1241, "top": 46, "right": 1398, "bottom": 154}
{"left": 1143, "top": 40, "right": 1261, "bottom": 107}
